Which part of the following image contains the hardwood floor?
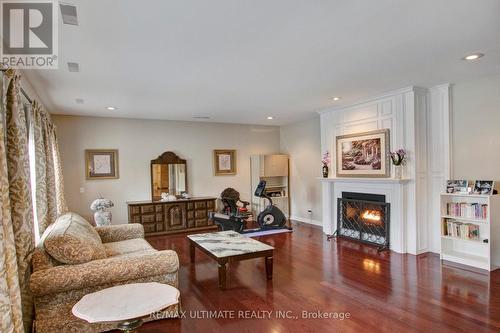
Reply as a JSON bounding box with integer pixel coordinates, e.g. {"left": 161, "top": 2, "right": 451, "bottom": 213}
{"left": 139, "top": 221, "right": 500, "bottom": 333}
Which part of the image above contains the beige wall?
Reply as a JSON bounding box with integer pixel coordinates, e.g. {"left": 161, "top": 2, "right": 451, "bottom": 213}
{"left": 53, "top": 115, "right": 280, "bottom": 223}
{"left": 280, "top": 116, "right": 322, "bottom": 224}
{"left": 452, "top": 74, "right": 500, "bottom": 180}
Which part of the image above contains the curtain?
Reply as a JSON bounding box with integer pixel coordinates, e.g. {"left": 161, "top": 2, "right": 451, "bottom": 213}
{"left": 31, "top": 101, "right": 68, "bottom": 235}
{"left": 0, "top": 73, "right": 25, "bottom": 333}
{"left": 2, "top": 74, "right": 35, "bottom": 332}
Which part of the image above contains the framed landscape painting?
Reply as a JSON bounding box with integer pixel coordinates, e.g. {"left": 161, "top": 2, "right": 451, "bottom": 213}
{"left": 336, "top": 129, "right": 390, "bottom": 178}
{"left": 85, "top": 149, "right": 119, "bottom": 180}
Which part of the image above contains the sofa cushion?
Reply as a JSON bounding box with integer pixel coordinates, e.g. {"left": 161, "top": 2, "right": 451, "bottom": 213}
{"left": 42, "top": 212, "right": 107, "bottom": 264}
{"left": 103, "top": 238, "right": 154, "bottom": 257}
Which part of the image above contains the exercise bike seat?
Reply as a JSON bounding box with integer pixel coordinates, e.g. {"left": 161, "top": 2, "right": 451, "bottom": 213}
{"left": 209, "top": 212, "right": 245, "bottom": 233}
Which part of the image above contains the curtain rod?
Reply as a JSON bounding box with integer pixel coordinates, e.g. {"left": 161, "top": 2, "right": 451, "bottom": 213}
{"left": 0, "top": 68, "right": 33, "bottom": 104}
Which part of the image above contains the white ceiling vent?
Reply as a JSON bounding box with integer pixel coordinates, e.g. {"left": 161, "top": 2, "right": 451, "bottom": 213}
{"left": 60, "top": 3, "right": 78, "bottom": 25}
{"left": 67, "top": 62, "right": 80, "bottom": 72}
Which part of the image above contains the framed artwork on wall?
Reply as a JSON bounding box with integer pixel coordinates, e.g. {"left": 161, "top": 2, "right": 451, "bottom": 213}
{"left": 85, "top": 149, "right": 119, "bottom": 180}
{"left": 213, "top": 149, "right": 236, "bottom": 176}
{"left": 335, "top": 129, "right": 390, "bottom": 178}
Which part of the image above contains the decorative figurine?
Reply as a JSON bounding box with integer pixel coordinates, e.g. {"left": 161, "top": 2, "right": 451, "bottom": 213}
{"left": 90, "top": 197, "right": 114, "bottom": 226}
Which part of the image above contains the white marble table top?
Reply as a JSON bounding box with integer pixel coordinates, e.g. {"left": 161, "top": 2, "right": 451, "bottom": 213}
{"left": 72, "top": 282, "right": 179, "bottom": 323}
{"left": 187, "top": 230, "right": 274, "bottom": 258}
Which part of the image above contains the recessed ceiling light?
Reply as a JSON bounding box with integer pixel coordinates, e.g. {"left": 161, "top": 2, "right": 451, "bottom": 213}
{"left": 463, "top": 53, "right": 484, "bottom": 61}
{"left": 329, "top": 96, "right": 341, "bottom": 101}
{"left": 105, "top": 106, "right": 117, "bottom": 111}
{"left": 267, "top": 116, "right": 274, "bottom": 120}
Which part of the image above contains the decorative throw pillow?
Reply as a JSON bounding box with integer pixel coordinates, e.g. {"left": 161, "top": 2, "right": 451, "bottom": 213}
{"left": 43, "top": 212, "right": 107, "bottom": 264}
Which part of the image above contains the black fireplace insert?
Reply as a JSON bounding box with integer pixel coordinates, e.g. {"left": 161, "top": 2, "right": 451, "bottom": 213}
{"left": 334, "top": 192, "right": 390, "bottom": 251}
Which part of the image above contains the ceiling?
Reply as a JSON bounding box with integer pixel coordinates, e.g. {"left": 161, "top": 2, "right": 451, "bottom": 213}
{"left": 24, "top": 0, "right": 500, "bottom": 125}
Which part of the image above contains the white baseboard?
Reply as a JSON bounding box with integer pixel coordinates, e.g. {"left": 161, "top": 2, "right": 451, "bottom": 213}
{"left": 290, "top": 215, "right": 322, "bottom": 227}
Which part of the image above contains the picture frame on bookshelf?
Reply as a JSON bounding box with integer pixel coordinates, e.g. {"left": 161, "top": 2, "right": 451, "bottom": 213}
{"left": 473, "top": 180, "right": 495, "bottom": 195}
{"left": 446, "top": 180, "right": 468, "bottom": 194}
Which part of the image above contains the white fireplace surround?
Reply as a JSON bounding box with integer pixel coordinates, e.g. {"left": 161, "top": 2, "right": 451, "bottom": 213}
{"left": 319, "top": 86, "right": 451, "bottom": 255}
{"left": 320, "top": 177, "right": 410, "bottom": 253}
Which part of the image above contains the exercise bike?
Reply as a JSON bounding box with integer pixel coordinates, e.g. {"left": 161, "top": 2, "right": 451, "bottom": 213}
{"left": 210, "top": 180, "right": 291, "bottom": 233}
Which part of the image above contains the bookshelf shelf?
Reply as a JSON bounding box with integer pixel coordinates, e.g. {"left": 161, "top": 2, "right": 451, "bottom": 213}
{"left": 440, "top": 215, "right": 488, "bottom": 223}
{"left": 440, "top": 235, "right": 487, "bottom": 245}
{"left": 440, "top": 193, "right": 500, "bottom": 271}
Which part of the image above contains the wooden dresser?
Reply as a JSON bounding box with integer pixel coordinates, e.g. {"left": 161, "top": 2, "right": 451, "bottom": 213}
{"left": 127, "top": 197, "right": 218, "bottom": 236}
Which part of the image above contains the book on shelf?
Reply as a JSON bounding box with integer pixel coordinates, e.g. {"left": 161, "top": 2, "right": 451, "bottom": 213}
{"left": 446, "top": 202, "right": 488, "bottom": 219}
{"left": 444, "top": 219, "right": 480, "bottom": 240}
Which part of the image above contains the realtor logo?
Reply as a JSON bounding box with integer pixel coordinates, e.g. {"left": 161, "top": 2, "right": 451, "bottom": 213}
{"left": 1, "top": 0, "right": 58, "bottom": 69}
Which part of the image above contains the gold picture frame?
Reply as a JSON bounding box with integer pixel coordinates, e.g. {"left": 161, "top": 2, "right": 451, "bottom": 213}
{"left": 85, "top": 149, "right": 119, "bottom": 180}
{"left": 213, "top": 150, "right": 236, "bottom": 176}
{"left": 336, "top": 129, "right": 390, "bottom": 178}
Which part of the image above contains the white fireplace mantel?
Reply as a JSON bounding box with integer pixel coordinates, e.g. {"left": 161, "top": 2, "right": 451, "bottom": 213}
{"left": 318, "top": 177, "right": 411, "bottom": 184}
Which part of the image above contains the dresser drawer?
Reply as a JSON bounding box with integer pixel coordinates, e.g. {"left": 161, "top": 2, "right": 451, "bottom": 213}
{"left": 143, "top": 224, "right": 155, "bottom": 234}
{"left": 195, "top": 218, "right": 208, "bottom": 227}
{"left": 194, "top": 201, "right": 206, "bottom": 209}
{"left": 141, "top": 205, "right": 155, "bottom": 214}
{"left": 195, "top": 209, "right": 207, "bottom": 219}
{"left": 130, "top": 206, "right": 141, "bottom": 215}
{"left": 141, "top": 214, "right": 155, "bottom": 223}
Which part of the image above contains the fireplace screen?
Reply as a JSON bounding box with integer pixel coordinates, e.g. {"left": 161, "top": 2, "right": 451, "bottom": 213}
{"left": 336, "top": 194, "right": 390, "bottom": 251}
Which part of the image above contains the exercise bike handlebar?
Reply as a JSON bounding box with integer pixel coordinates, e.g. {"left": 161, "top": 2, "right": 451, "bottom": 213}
{"left": 254, "top": 180, "right": 273, "bottom": 206}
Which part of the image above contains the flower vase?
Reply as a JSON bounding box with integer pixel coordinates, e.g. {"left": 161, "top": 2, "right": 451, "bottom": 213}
{"left": 322, "top": 165, "right": 329, "bottom": 178}
{"left": 394, "top": 165, "right": 403, "bottom": 179}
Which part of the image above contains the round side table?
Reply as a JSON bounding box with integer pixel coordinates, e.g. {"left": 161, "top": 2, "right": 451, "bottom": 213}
{"left": 72, "top": 282, "right": 180, "bottom": 332}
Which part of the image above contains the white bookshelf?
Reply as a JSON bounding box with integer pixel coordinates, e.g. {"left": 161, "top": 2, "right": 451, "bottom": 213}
{"left": 440, "top": 193, "right": 500, "bottom": 271}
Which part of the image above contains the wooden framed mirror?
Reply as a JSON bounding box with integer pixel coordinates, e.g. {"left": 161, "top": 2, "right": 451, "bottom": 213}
{"left": 151, "top": 151, "right": 187, "bottom": 201}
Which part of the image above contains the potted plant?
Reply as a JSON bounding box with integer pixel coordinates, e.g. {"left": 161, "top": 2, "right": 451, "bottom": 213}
{"left": 389, "top": 149, "right": 407, "bottom": 179}
{"left": 321, "top": 151, "right": 331, "bottom": 178}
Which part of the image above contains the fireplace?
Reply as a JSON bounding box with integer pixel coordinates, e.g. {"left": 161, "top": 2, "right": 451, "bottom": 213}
{"left": 335, "top": 192, "right": 390, "bottom": 251}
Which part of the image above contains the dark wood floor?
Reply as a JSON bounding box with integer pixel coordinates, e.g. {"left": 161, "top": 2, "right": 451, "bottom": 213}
{"left": 138, "top": 221, "right": 500, "bottom": 333}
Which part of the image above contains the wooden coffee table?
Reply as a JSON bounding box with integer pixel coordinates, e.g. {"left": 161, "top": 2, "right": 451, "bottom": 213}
{"left": 72, "top": 282, "right": 179, "bottom": 332}
{"left": 187, "top": 230, "right": 274, "bottom": 289}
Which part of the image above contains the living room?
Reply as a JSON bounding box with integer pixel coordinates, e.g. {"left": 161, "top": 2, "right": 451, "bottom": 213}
{"left": 1, "top": 1, "right": 500, "bottom": 332}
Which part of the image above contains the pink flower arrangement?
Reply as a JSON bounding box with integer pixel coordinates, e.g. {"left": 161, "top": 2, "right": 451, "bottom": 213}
{"left": 389, "top": 149, "right": 407, "bottom": 166}
{"left": 322, "top": 151, "right": 331, "bottom": 166}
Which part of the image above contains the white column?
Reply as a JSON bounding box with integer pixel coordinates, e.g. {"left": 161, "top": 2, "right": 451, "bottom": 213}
{"left": 321, "top": 181, "right": 334, "bottom": 235}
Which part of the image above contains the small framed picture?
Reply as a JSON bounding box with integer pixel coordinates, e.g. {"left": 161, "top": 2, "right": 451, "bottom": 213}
{"left": 473, "top": 180, "right": 495, "bottom": 195}
{"left": 85, "top": 149, "right": 119, "bottom": 180}
{"left": 446, "top": 180, "right": 468, "bottom": 193}
{"left": 213, "top": 150, "right": 236, "bottom": 176}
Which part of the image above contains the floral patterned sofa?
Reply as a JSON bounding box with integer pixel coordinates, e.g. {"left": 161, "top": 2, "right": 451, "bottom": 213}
{"left": 29, "top": 212, "right": 179, "bottom": 333}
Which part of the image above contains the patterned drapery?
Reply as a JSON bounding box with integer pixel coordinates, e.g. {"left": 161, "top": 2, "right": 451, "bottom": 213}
{"left": 0, "top": 73, "right": 25, "bottom": 333}
{"left": 31, "top": 101, "right": 68, "bottom": 235}
{"left": 2, "top": 74, "right": 35, "bottom": 332}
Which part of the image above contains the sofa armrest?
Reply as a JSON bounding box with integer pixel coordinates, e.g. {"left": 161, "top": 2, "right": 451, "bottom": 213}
{"left": 95, "top": 223, "right": 144, "bottom": 243}
{"left": 30, "top": 250, "right": 178, "bottom": 297}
